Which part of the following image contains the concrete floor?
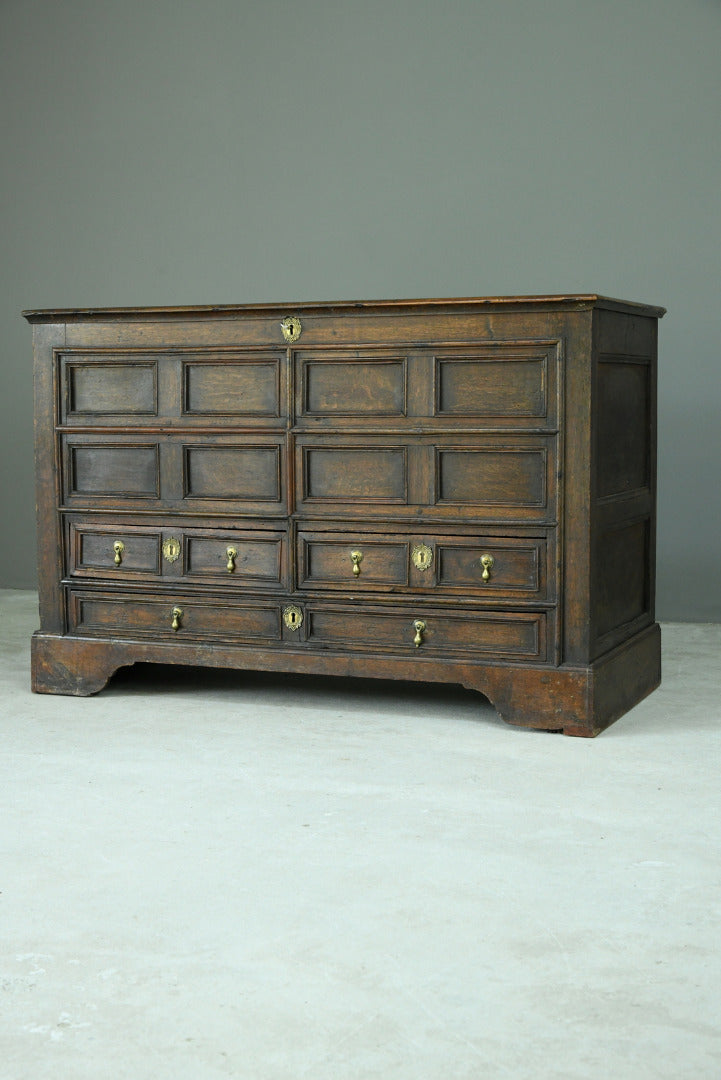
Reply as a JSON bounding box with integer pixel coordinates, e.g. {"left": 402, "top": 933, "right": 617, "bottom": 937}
{"left": 1, "top": 589, "right": 720, "bottom": 1079}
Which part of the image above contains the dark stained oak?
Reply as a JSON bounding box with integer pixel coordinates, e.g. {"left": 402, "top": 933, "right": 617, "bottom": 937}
{"left": 27, "top": 295, "right": 664, "bottom": 735}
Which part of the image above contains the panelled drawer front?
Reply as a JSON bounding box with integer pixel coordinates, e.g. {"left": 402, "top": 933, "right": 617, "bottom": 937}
{"left": 296, "top": 435, "right": 556, "bottom": 522}
{"left": 60, "top": 351, "right": 287, "bottom": 428}
{"left": 185, "top": 531, "right": 286, "bottom": 587}
{"left": 435, "top": 537, "right": 548, "bottom": 597}
{"left": 296, "top": 530, "right": 549, "bottom": 599}
{"left": 306, "top": 604, "right": 547, "bottom": 662}
{"left": 69, "top": 591, "right": 282, "bottom": 643}
{"left": 66, "top": 521, "right": 287, "bottom": 589}
{"left": 68, "top": 522, "right": 162, "bottom": 578}
{"left": 61, "top": 433, "right": 287, "bottom": 516}
{"left": 298, "top": 534, "right": 410, "bottom": 590}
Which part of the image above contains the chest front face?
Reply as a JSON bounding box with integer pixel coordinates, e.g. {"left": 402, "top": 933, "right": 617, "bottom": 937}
{"left": 28, "top": 295, "right": 661, "bottom": 736}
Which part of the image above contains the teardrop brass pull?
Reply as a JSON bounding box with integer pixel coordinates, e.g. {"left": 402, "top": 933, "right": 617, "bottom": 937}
{"left": 171, "top": 606, "right": 183, "bottom": 632}
{"left": 226, "top": 546, "right": 238, "bottom": 573}
{"left": 113, "top": 540, "right": 125, "bottom": 566}
{"left": 350, "top": 549, "right": 363, "bottom": 577}
{"left": 480, "top": 553, "right": 494, "bottom": 582}
{"left": 413, "top": 619, "right": 426, "bottom": 648}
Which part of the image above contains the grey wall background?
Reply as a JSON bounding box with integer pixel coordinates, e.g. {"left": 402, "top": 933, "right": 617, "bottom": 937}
{"left": 1, "top": 0, "right": 719, "bottom": 620}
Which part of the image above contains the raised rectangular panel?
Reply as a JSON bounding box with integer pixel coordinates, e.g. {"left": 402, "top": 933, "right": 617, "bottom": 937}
{"left": 68, "top": 444, "right": 159, "bottom": 498}
{"left": 437, "top": 539, "right": 544, "bottom": 596}
{"left": 70, "top": 592, "right": 282, "bottom": 641}
{"left": 184, "top": 359, "right": 281, "bottom": 416}
{"left": 595, "top": 518, "right": 650, "bottom": 639}
{"left": 299, "top": 536, "right": 410, "bottom": 588}
{"left": 596, "top": 357, "right": 651, "bottom": 497}
{"left": 72, "top": 526, "right": 160, "bottom": 575}
{"left": 184, "top": 445, "right": 281, "bottom": 502}
{"left": 436, "top": 448, "right": 547, "bottom": 508}
{"left": 301, "top": 356, "right": 407, "bottom": 416}
{"left": 302, "top": 447, "right": 407, "bottom": 503}
{"left": 307, "top": 605, "right": 546, "bottom": 660}
{"left": 435, "top": 350, "right": 550, "bottom": 420}
{"left": 186, "top": 535, "right": 284, "bottom": 584}
{"left": 66, "top": 360, "right": 157, "bottom": 416}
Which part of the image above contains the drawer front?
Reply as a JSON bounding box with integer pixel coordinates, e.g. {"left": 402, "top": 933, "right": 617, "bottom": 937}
{"left": 68, "top": 591, "right": 282, "bottom": 643}
{"left": 60, "top": 351, "right": 287, "bottom": 428}
{"left": 306, "top": 604, "right": 547, "bottom": 661}
{"left": 295, "top": 435, "right": 557, "bottom": 523}
{"left": 185, "top": 531, "right": 286, "bottom": 587}
{"left": 296, "top": 529, "right": 550, "bottom": 599}
{"left": 298, "top": 533, "right": 410, "bottom": 590}
{"left": 68, "top": 522, "right": 162, "bottom": 579}
{"left": 66, "top": 521, "right": 287, "bottom": 589}
{"left": 61, "top": 434, "right": 287, "bottom": 516}
{"left": 435, "top": 536, "right": 549, "bottom": 598}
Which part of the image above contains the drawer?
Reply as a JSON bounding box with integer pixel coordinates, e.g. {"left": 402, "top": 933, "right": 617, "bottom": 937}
{"left": 184, "top": 530, "right": 286, "bottom": 587}
{"left": 305, "top": 603, "right": 548, "bottom": 662}
{"left": 59, "top": 351, "right": 287, "bottom": 428}
{"left": 295, "top": 434, "right": 557, "bottom": 523}
{"left": 66, "top": 521, "right": 288, "bottom": 589}
{"left": 61, "top": 433, "right": 288, "bottom": 516}
{"left": 298, "top": 532, "right": 410, "bottom": 590}
{"left": 434, "top": 536, "right": 549, "bottom": 599}
{"left": 296, "top": 529, "right": 550, "bottom": 600}
{"left": 68, "top": 590, "right": 283, "bottom": 643}
{"left": 67, "top": 522, "right": 162, "bottom": 578}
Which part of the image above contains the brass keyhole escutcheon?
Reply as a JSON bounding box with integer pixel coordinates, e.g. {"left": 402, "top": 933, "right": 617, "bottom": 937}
{"left": 280, "top": 316, "right": 301, "bottom": 343}
{"left": 480, "top": 553, "right": 495, "bottom": 582}
{"left": 171, "top": 606, "right": 183, "bottom": 632}
{"left": 226, "top": 546, "right": 238, "bottom": 573}
{"left": 412, "top": 543, "right": 433, "bottom": 572}
{"left": 113, "top": 540, "right": 125, "bottom": 566}
{"left": 163, "top": 537, "right": 181, "bottom": 564}
{"left": 350, "top": 549, "right": 363, "bottom": 577}
{"left": 283, "top": 604, "right": 303, "bottom": 630}
{"left": 413, "top": 619, "right": 426, "bottom": 648}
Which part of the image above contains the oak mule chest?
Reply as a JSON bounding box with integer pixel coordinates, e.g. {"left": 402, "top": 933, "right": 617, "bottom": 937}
{"left": 26, "top": 294, "right": 664, "bottom": 736}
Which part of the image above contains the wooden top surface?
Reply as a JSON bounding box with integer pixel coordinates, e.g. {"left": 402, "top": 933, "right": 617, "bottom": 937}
{"left": 23, "top": 294, "right": 666, "bottom": 322}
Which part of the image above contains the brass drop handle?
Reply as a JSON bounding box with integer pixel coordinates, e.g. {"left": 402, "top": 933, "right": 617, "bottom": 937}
{"left": 350, "top": 549, "right": 363, "bottom": 577}
{"left": 171, "top": 606, "right": 183, "bottom": 632}
{"left": 226, "top": 546, "right": 238, "bottom": 573}
{"left": 480, "top": 553, "right": 494, "bottom": 582}
{"left": 113, "top": 540, "right": 125, "bottom": 566}
{"left": 413, "top": 619, "right": 426, "bottom": 648}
